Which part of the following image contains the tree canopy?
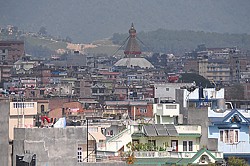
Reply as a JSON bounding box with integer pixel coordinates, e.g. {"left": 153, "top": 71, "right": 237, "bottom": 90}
{"left": 179, "top": 73, "right": 213, "bottom": 88}
{"left": 112, "top": 29, "right": 250, "bottom": 55}
{"left": 227, "top": 156, "right": 248, "bottom": 166}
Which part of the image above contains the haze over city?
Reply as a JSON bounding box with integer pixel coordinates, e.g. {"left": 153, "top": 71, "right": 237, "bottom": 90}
{"left": 1, "top": 0, "right": 250, "bottom": 42}
{"left": 1, "top": 1, "right": 250, "bottom": 166}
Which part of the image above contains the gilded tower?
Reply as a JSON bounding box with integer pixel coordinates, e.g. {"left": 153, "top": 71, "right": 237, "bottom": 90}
{"left": 114, "top": 23, "right": 153, "bottom": 68}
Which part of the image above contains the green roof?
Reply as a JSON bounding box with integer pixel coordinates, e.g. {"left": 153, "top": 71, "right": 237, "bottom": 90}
{"left": 134, "top": 158, "right": 168, "bottom": 165}
{"left": 165, "top": 158, "right": 182, "bottom": 164}
{"left": 190, "top": 148, "right": 217, "bottom": 162}
{"left": 132, "top": 132, "right": 146, "bottom": 137}
{"left": 134, "top": 148, "right": 222, "bottom": 165}
{"left": 178, "top": 133, "right": 201, "bottom": 137}
{"left": 175, "top": 158, "right": 192, "bottom": 165}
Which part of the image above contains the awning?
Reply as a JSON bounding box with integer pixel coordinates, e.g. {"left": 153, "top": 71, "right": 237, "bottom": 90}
{"left": 89, "top": 132, "right": 106, "bottom": 142}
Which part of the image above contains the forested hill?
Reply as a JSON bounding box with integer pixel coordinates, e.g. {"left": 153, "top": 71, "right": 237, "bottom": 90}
{"left": 1, "top": 0, "right": 250, "bottom": 43}
{"left": 112, "top": 29, "right": 250, "bottom": 55}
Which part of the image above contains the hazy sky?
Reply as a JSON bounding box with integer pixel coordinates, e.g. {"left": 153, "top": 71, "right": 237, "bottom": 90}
{"left": 1, "top": 0, "right": 250, "bottom": 43}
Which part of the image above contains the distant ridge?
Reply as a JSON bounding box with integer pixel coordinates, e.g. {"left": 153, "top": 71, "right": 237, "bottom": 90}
{"left": 1, "top": 27, "right": 250, "bottom": 57}
{"left": 0, "top": 0, "right": 250, "bottom": 43}
{"left": 111, "top": 29, "right": 250, "bottom": 55}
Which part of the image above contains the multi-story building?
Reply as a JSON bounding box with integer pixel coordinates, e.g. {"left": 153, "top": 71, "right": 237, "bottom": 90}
{"left": 154, "top": 83, "right": 193, "bottom": 102}
{"left": 199, "top": 59, "right": 231, "bottom": 84}
{"left": 183, "top": 59, "right": 199, "bottom": 73}
{"left": 208, "top": 108, "right": 250, "bottom": 164}
{"left": 229, "top": 53, "right": 248, "bottom": 83}
{"left": 13, "top": 56, "right": 38, "bottom": 75}
{"left": 153, "top": 101, "right": 180, "bottom": 124}
{"left": 206, "top": 62, "right": 230, "bottom": 84}
{"left": 103, "top": 100, "right": 153, "bottom": 120}
{"left": 32, "top": 64, "right": 52, "bottom": 85}
{"left": 9, "top": 101, "right": 38, "bottom": 140}
{"left": 79, "top": 78, "right": 92, "bottom": 98}
{"left": 129, "top": 122, "right": 223, "bottom": 165}
{"left": 13, "top": 127, "right": 96, "bottom": 166}
{"left": 0, "top": 64, "right": 12, "bottom": 82}
{"left": 0, "top": 40, "right": 24, "bottom": 64}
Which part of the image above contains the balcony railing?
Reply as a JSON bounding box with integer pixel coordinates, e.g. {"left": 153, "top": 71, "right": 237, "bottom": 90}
{"left": 218, "top": 141, "right": 250, "bottom": 153}
{"left": 134, "top": 151, "right": 192, "bottom": 158}
{"left": 175, "top": 125, "right": 201, "bottom": 134}
{"left": 134, "top": 150, "right": 223, "bottom": 159}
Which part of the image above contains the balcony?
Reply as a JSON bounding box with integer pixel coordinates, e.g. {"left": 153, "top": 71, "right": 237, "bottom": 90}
{"left": 218, "top": 141, "right": 250, "bottom": 153}
{"left": 153, "top": 103, "right": 180, "bottom": 117}
{"left": 175, "top": 125, "right": 201, "bottom": 135}
{"left": 134, "top": 151, "right": 223, "bottom": 159}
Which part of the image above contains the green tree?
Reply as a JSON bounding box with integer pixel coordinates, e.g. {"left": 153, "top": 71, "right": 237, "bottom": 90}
{"left": 179, "top": 73, "right": 213, "bottom": 88}
{"left": 227, "top": 156, "right": 248, "bottom": 166}
{"left": 38, "top": 26, "right": 47, "bottom": 36}
{"left": 225, "top": 84, "right": 245, "bottom": 100}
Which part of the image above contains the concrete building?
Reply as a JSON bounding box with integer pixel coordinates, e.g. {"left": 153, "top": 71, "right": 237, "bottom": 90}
{"left": 199, "top": 59, "right": 231, "bottom": 84}
{"left": 175, "top": 87, "right": 225, "bottom": 150}
{"left": 0, "top": 64, "right": 13, "bottom": 82}
{"left": 0, "top": 40, "right": 25, "bottom": 64}
{"left": 183, "top": 59, "right": 199, "bottom": 73}
{"left": 208, "top": 108, "right": 250, "bottom": 164}
{"left": 13, "top": 127, "right": 96, "bottom": 166}
{"left": 206, "top": 62, "right": 230, "bottom": 83}
{"left": 9, "top": 101, "right": 38, "bottom": 140}
{"left": 153, "top": 102, "right": 180, "bottom": 124}
{"left": 131, "top": 124, "right": 224, "bottom": 165}
{"left": 13, "top": 58, "right": 38, "bottom": 75}
{"left": 229, "top": 53, "right": 248, "bottom": 83}
{"left": 104, "top": 100, "right": 153, "bottom": 120}
{"left": 198, "top": 59, "right": 208, "bottom": 79}
{"left": 154, "top": 83, "right": 193, "bottom": 102}
{"left": 79, "top": 78, "right": 92, "bottom": 98}
{"left": 0, "top": 99, "right": 10, "bottom": 166}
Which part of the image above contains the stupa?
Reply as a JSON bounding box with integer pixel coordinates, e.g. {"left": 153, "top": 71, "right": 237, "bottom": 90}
{"left": 114, "top": 23, "right": 154, "bottom": 69}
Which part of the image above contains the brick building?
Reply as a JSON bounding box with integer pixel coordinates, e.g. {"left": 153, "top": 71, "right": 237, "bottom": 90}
{"left": 0, "top": 40, "right": 24, "bottom": 64}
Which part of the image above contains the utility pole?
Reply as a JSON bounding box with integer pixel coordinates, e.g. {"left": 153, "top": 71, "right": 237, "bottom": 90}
{"left": 86, "top": 118, "right": 88, "bottom": 162}
{"left": 22, "top": 96, "right": 25, "bottom": 128}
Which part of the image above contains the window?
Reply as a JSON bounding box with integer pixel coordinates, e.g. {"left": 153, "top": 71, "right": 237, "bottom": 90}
{"left": 13, "top": 102, "right": 26, "bottom": 108}
{"left": 166, "top": 88, "right": 169, "bottom": 91}
{"left": 183, "top": 141, "right": 193, "bottom": 151}
{"left": 77, "top": 146, "right": 83, "bottom": 163}
{"left": 235, "top": 130, "right": 239, "bottom": 142}
{"left": 40, "top": 90, "right": 44, "bottom": 95}
{"left": 224, "top": 130, "right": 229, "bottom": 143}
{"left": 220, "top": 131, "right": 223, "bottom": 141}
{"left": 148, "top": 140, "right": 156, "bottom": 150}
{"left": 188, "top": 141, "right": 193, "bottom": 151}
{"left": 220, "top": 129, "right": 239, "bottom": 144}
{"left": 41, "top": 105, "right": 45, "bottom": 113}
{"left": 229, "top": 130, "right": 234, "bottom": 143}
{"left": 132, "top": 139, "right": 139, "bottom": 145}
{"left": 107, "top": 130, "right": 113, "bottom": 136}
{"left": 165, "top": 105, "right": 177, "bottom": 109}
{"left": 140, "top": 108, "right": 147, "bottom": 113}
{"left": 183, "top": 141, "right": 187, "bottom": 151}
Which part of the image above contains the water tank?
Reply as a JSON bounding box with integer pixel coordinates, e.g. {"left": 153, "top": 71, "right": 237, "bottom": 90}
{"left": 178, "top": 114, "right": 183, "bottom": 124}
{"left": 217, "top": 99, "right": 226, "bottom": 110}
